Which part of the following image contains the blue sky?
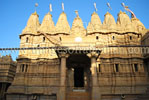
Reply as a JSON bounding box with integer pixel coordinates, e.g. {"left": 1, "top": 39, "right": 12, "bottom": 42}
{"left": 0, "top": 0, "right": 149, "bottom": 60}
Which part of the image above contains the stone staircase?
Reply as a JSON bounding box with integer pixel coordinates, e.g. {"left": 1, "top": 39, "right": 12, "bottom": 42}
{"left": 134, "top": 87, "right": 149, "bottom": 100}
{"left": 66, "top": 91, "right": 90, "bottom": 100}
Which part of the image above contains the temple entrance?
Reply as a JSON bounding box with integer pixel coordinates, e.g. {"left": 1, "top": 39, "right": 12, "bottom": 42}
{"left": 55, "top": 49, "right": 100, "bottom": 100}
{"left": 74, "top": 67, "right": 84, "bottom": 87}
{"left": 66, "top": 54, "right": 91, "bottom": 90}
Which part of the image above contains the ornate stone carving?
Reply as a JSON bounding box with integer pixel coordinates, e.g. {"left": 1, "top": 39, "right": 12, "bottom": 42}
{"left": 87, "top": 12, "right": 102, "bottom": 33}
{"left": 56, "top": 12, "right": 70, "bottom": 34}
{"left": 131, "top": 18, "right": 146, "bottom": 33}
{"left": 87, "top": 52, "right": 98, "bottom": 58}
{"left": 38, "top": 12, "right": 56, "bottom": 34}
{"left": 103, "top": 12, "right": 116, "bottom": 30}
{"left": 117, "top": 11, "right": 134, "bottom": 32}
{"left": 59, "top": 52, "right": 69, "bottom": 58}
{"left": 22, "top": 12, "right": 40, "bottom": 34}
{"left": 0, "top": 55, "right": 14, "bottom": 64}
{"left": 70, "top": 16, "right": 86, "bottom": 37}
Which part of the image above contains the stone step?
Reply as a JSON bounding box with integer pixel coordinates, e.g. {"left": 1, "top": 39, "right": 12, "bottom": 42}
{"left": 135, "top": 95, "right": 149, "bottom": 100}
{"left": 137, "top": 96, "right": 149, "bottom": 99}
{"left": 146, "top": 87, "right": 149, "bottom": 92}
{"left": 135, "top": 99, "right": 149, "bottom": 100}
{"left": 67, "top": 96, "right": 90, "bottom": 100}
{"left": 134, "top": 86, "right": 149, "bottom": 100}
{"left": 66, "top": 92, "right": 90, "bottom": 100}
{"left": 146, "top": 90, "right": 149, "bottom": 93}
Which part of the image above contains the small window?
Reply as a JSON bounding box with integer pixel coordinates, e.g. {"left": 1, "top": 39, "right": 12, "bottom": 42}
{"left": 26, "top": 37, "right": 29, "bottom": 43}
{"left": 96, "top": 36, "right": 99, "bottom": 40}
{"left": 138, "top": 35, "right": 140, "bottom": 38}
{"left": 98, "top": 64, "right": 101, "bottom": 72}
{"left": 43, "top": 37, "right": 45, "bottom": 42}
{"left": 112, "top": 36, "right": 115, "bottom": 40}
{"left": 25, "top": 65, "right": 28, "bottom": 72}
{"left": 115, "top": 64, "right": 119, "bottom": 72}
{"left": 59, "top": 37, "right": 62, "bottom": 41}
{"left": 37, "top": 45, "right": 40, "bottom": 47}
{"left": 130, "top": 36, "right": 132, "bottom": 40}
{"left": 22, "top": 64, "right": 25, "bottom": 72}
{"left": 134, "top": 64, "right": 138, "bottom": 72}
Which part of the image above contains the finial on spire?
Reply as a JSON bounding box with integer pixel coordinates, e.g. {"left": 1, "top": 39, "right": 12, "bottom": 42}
{"left": 49, "top": 4, "right": 52, "bottom": 13}
{"left": 121, "top": 3, "right": 136, "bottom": 18}
{"left": 107, "top": 3, "right": 112, "bottom": 10}
{"left": 35, "top": 3, "right": 38, "bottom": 12}
{"left": 75, "top": 10, "right": 79, "bottom": 17}
{"left": 62, "top": 2, "right": 64, "bottom": 11}
{"left": 121, "top": 3, "right": 125, "bottom": 8}
{"left": 94, "top": 3, "right": 98, "bottom": 12}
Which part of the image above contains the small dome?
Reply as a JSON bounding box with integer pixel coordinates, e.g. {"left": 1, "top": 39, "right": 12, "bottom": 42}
{"left": 117, "top": 11, "right": 133, "bottom": 31}
{"left": 38, "top": 12, "right": 55, "bottom": 34}
{"left": 103, "top": 12, "right": 116, "bottom": 30}
{"left": 22, "top": 12, "right": 40, "bottom": 34}
{"left": 87, "top": 12, "right": 102, "bottom": 33}
{"left": 56, "top": 12, "right": 70, "bottom": 34}
{"left": 91, "top": 12, "right": 102, "bottom": 25}
{"left": 70, "top": 16, "right": 86, "bottom": 36}
{"left": 131, "top": 18, "right": 146, "bottom": 32}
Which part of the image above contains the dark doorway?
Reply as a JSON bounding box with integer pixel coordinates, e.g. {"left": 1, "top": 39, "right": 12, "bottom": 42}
{"left": 74, "top": 67, "right": 84, "bottom": 87}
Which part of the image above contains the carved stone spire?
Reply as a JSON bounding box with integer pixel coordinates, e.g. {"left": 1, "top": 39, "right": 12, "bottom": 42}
{"left": 117, "top": 11, "right": 133, "bottom": 31}
{"left": 70, "top": 11, "right": 86, "bottom": 36}
{"left": 22, "top": 12, "right": 40, "bottom": 34}
{"left": 131, "top": 18, "right": 146, "bottom": 33}
{"left": 87, "top": 12, "right": 102, "bottom": 33}
{"left": 56, "top": 12, "right": 70, "bottom": 34}
{"left": 38, "top": 12, "right": 56, "bottom": 34}
{"left": 103, "top": 12, "right": 116, "bottom": 30}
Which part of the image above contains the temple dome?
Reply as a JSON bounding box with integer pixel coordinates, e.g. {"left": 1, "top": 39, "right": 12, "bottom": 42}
{"left": 87, "top": 12, "right": 102, "bottom": 33}
{"left": 22, "top": 12, "right": 40, "bottom": 34}
{"left": 131, "top": 18, "right": 146, "bottom": 33}
{"left": 103, "top": 12, "right": 116, "bottom": 30}
{"left": 38, "top": 12, "right": 56, "bottom": 34}
{"left": 117, "top": 11, "right": 133, "bottom": 31}
{"left": 56, "top": 12, "right": 70, "bottom": 34}
{"left": 70, "top": 15, "right": 86, "bottom": 36}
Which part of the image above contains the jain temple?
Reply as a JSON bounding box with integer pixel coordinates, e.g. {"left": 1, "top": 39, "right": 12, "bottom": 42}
{"left": 0, "top": 3, "right": 149, "bottom": 100}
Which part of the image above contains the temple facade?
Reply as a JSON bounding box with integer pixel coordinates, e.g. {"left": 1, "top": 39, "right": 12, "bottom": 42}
{"left": 5, "top": 10, "right": 149, "bottom": 100}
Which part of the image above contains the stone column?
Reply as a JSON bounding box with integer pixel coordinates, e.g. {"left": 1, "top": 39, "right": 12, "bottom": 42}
{"left": 0, "top": 83, "right": 7, "bottom": 100}
{"left": 58, "top": 52, "right": 69, "bottom": 100}
{"left": 87, "top": 52, "right": 101, "bottom": 100}
{"left": 67, "top": 68, "right": 74, "bottom": 91}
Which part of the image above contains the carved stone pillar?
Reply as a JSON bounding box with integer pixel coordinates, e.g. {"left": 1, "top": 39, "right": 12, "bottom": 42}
{"left": 87, "top": 52, "right": 101, "bottom": 100}
{"left": 67, "top": 68, "right": 74, "bottom": 90}
{"left": 58, "top": 52, "right": 69, "bottom": 100}
{"left": 0, "top": 83, "right": 7, "bottom": 100}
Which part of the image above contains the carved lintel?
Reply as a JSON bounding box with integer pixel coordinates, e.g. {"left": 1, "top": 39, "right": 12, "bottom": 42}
{"left": 59, "top": 52, "right": 69, "bottom": 58}
{"left": 87, "top": 52, "right": 99, "bottom": 58}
